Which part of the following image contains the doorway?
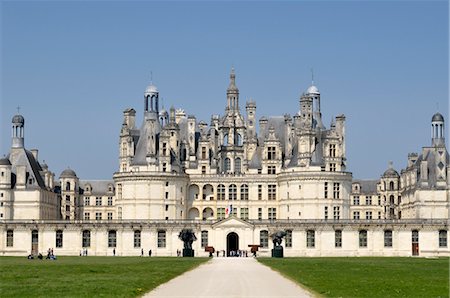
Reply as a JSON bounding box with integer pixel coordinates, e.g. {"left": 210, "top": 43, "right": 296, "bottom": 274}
{"left": 226, "top": 232, "right": 239, "bottom": 256}
{"left": 412, "top": 230, "right": 419, "bottom": 256}
{"left": 31, "top": 230, "right": 38, "bottom": 255}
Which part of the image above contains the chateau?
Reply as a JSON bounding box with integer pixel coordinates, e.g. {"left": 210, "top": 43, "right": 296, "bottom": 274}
{"left": 0, "top": 70, "right": 449, "bottom": 257}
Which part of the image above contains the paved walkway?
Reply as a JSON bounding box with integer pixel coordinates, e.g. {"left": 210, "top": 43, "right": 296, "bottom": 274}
{"left": 144, "top": 257, "right": 313, "bottom": 298}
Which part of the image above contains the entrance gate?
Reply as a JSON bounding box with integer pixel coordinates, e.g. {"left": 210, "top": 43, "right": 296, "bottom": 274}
{"left": 226, "top": 232, "right": 239, "bottom": 256}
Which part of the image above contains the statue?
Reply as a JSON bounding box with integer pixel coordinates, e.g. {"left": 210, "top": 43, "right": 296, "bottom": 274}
{"left": 270, "top": 230, "right": 287, "bottom": 258}
{"left": 178, "top": 229, "right": 197, "bottom": 257}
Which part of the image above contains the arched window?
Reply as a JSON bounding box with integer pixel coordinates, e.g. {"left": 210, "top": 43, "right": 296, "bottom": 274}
{"left": 66, "top": 182, "right": 71, "bottom": 191}
{"left": 235, "top": 158, "right": 241, "bottom": 174}
{"left": 229, "top": 184, "right": 237, "bottom": 200}
{"left": 439, "top": 230, "right": 447, "bottom": 248}
{"left": 236, "top": 134, "right": 243, "bottom": 146}
{"left": 260, "top": 230, "right": 269, "bottom": 248}
{"left": 108, "top": 230, "right": 117, "bottom": 248}
{"left": 82, "top": 230, "right": 91, "bottom": 248}
{"left": 217, "top": 184, "right": 225, "bottom": 200}
{"left": 389, "top": 181, "right": 395, "bottom": 191}
{"left": 223, "top": 134, "right": 228, "bottom": 146}
{"left": 384, "top": 230, "right": 393, "bottom": 247}
{"left": 285, "top": 230, "right": 292, "bottom": 248}
{"left": 390, "top": 195, "right": 395, "bottom": 205}
{"left": 224, "top": 158, "right": 231, "bottom": 172}
{"left": 240, "top": 184, "right": 249, "bottom": 200}
{"left": 201, "top": 230, "right": 208, "bottom": 248}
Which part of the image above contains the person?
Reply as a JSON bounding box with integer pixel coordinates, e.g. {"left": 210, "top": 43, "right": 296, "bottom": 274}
{"left": 113, "top": 248, "right": 116, "bottom": 256}
{"left": 209, "top": 251, "right": 213, "bottom": 257}
{"left": 141, "top": 248, "right": 144, "bottom": 257}
{"left": 148, "top": 249, "right": 152, "bottom": 257}
{"left": 38, "top": 253, "right": 43, "bottom": 260}
{"left": 216, "top": 250, "right": 219, "bottom": 257}
{"left": 222, "top": 250, "right": 225, "bottom": 257}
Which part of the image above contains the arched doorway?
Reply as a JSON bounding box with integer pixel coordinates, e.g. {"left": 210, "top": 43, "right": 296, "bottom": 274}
{"left": 226, "top": 232, "right": 239, "bottom": 256}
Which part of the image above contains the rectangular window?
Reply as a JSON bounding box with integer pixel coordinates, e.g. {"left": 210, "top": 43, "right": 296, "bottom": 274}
{"left": 260, "top": 230, "right": 269, "bottom": 248}
{"left": 108, "top": 230, "right": 117, "bottom": 248}
{"left": 324, "top": 182, "right": 328, "bottom": 198}
{"left": 353, "top": 196, "right": 360, "bottom": 205}
{"left": 165, "top": 204, "right": 169, "bottom": 211}
{"left": 66, "top": 205, "right": 70, "bottom": 212}
{"left": 285, "top": 230, "right": 292, "bottom": 248}
{"left": 217, "top": 208, "right": 225, "bottom": 220}
{"left": 258, "top": 208, "right": 262, "bottom": 220}
{"left": 96, "top": 197, "right": 102, "bottom": 206}
{"left": 231, "top": 207, "right": 237, "bottom": 217}
{"left": 365, "top": 211, "right": 372, "bottom": 220}
{"left": 240, "top": 207, "right": 249, "bottom": 220}
{"left": 333, "top": 183, "right": 340, "bottom": 199}
{"left": 268, "top": 185, "right": 276, "bottom": 200}
{"left": 108, "top": 197, "right": 113, "bottom": 206}
{"left": 201, "top": 147, "right": 206, "bottom": 159}
{"left": 107, "top": 212, "right": 113, "bottom": 220}
{"left": 324, "top": 206, "right": 328, "bottom": 220}
{"left": 268, "top": 207, "right": 277, "bottom": 220}
{"left": 240, "top": 185, "right": 249, "bottom": 200}
{"left": 439, "top": 230, "right": 447, "bottom": 247}
{"left": 359, "top": 230, "right": 367, "bottom": 248}
{"left": 365, "top": 196, "right": 372, "bottom": 205}
{"left": 267, "top": 146, "right": 276, "bottom": 160}
{"left": 84, "top": 212, "right": 90, "bottom": 220}
{"left": 134, "top": 230, "right": 141, "bottom": 248}
{"left": 258, "top": 185, "right": 262, "bottom": 200}
{"left": 158, "top": 230, "right": 166, "bottom": 248}
{"left": 201, "top": 230, "right": 208, "bottom": 248}
{"left": 333, "top": 206, "right": 340, "bottom": 220}
{"left": 95, "top": 212, "right": 102, "bottom": 220}
{"left": 353, "top": 211, "right": 360, "bottom": 220}
{"left": 82, "top": 230, "right": 91, "bottom": 248}
{"left": 268, "top": 166, "right": 276, "bottom": 174}
{"left": 335, "top": 230, "right": 342, "bottom": 248}
{"left": 307, "top": 230, "right": 315, "bottom": 248}
{"left": 56, "top": 230, "right": 63, "bottom": 248}
{"left": 165, "top": 192, "right": 169, "bottom": 199}
{"left": 202, "top": 166, "right": 206, "bottom": 174}
{"left": 384, "top": 230, "right": 393, "bottom": 247}
{"left": 378, "top": 211, "right": 382, "bottom": 219}
{"left": 84, "top": 197, "right": 90, "bottom": 206}
{"left": 217, "top": 185, "right": 225, "bottom": 200}
{"left": 330, "top": 163, "right": 336, "bottom": 172}
{"left": 66, "top": 195, "right": 70, "bottom": 202}
{"left": 329, "top": 144, "right": 336, "bottom": 157}
{"left": 6, "top": 230, "right": 13, "bottom": 247}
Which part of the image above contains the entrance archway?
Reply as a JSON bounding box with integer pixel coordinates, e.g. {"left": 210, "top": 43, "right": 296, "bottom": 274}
{"left": 226, "top": 232, "right": 239, "bottom": 256}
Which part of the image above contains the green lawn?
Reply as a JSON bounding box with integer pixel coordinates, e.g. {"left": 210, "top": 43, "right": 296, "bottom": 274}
{"left": 259, "top": 257, "right": 449, "bottom": 298}
{"left": 0, "top": 256, "right": 209, "bottom": 297}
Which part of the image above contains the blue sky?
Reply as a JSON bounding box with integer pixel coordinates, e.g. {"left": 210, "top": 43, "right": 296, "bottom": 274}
{"left": 1, "top": 1, "right": 448, "bottom": 180}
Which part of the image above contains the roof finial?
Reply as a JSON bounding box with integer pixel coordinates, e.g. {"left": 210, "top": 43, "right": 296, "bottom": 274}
{"left": 388, "top": 161, "right": 393, "bottom": 169}
{"left": 17, "top": 106, "right": 21, "bottom": 114}
{"left": 310, "top": 68, "right": 314, "bottom": 85}
{"left": 150, "top": 71, "right": 153, "bottom": 84}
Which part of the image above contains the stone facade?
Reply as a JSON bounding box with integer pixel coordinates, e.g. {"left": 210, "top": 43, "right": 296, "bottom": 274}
{"left": 0, "top": 70, "right": 448, "bottom": 256}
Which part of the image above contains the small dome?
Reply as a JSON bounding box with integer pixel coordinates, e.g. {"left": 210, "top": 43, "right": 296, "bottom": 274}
{"left": 306, "top": 85, "right": 320, "bottom": 95}
{"left": 60, "top": 168, "right": 77, "bottom": 178}
{"left": 12, "top": 114, "right": 25, "bottom": 124}
{"left": 432, "top": 112, "right": 444, "bottom": 122}
{"left": 383, "top": 168, "right": 399, "bottom": 178}
{"left": 0, "top": 158, "right": 11, "bottom": 166}
{"left": 145, "top": 83, "right": 158, "bottom": 95}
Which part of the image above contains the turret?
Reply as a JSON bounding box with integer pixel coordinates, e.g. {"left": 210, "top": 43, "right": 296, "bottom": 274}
{"left": 226, "top": 68, "right": 239, "bottom": 114}
{"left": 12, "top": 113, "right": 25, "bottom": 149}
{"left": 431, "top": 112, "right": 445, "bottom": 147}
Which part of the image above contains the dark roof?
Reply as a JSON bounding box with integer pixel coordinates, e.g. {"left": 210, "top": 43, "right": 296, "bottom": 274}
{"left": 0, "top": 158, "right": 11, "bottom": 166}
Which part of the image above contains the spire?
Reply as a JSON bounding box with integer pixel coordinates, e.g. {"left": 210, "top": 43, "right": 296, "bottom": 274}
{"left": 227, "top": 67, "right": 238, "bottom": 92}
{"left": 311, "top": 68, "right": 314, "bottom": 85}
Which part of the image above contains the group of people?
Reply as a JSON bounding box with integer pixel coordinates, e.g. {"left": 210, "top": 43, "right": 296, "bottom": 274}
{"left": 213, "top": 250, "right": 251, "bottom": 257}
{"left": 140, "top": 248, "right": 152, "bottom": 257}
{"left": 80, "top": 248, "right": 89, "bottom": 256}
{"left": 27, "top": 248, "right": 56, "bottom": 260}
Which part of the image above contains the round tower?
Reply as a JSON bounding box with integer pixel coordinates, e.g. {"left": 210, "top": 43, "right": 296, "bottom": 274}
{"left": 12, "top": 113, "right": 25, "bottom": 148}
{"left": 144, "top": 83, "right": 159, "bottom": 113}
{"left": 432, "top": 112, "right": 445, "bottom": 147}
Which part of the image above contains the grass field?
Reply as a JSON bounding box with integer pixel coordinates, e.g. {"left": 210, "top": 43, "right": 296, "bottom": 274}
{"left": 0, "top": 256, "right": 208, "bottom": 297}
{"left": 259, "top": 257, "right": 449, "bottom": 298}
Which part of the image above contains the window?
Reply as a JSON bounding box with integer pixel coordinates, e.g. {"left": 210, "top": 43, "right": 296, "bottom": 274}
{"left": 108, "top": 230, "right": 117, "bottom": 248}
{"left": 329, "top": 144, "right": 336, "bottom": 157}
{"left": 353, "top": 196, "right": 360, "bottom": 205}
{"left": 82, "top": 230, "right": 91, "bottom": 248}
{"left": 240, "top": 208, "right": 249, "bottom": 220}
{"left": 439, "top": 230, "right": 447, "bottom": 247}
{"left": 217, "top": 208, "right": 225, "bottom": 220}
{"left": 229, "top": 184, "right": 237, "bottom": 200}
{"left": 66, "top": 182, "right": 71, "bottom": 191}
{"left": 359, "top": 230, "right": 367, "bottom": 248}
{"left": 158, "top": 230, "right": 166, "bottom": 248}
{"left": 95, "top": 212, "right": 102, "bottom": 220}
{"left": 335, "top": 230, "right": 342, "bottom": 248}
{"left": 258, "top": 208, "right": 262, "bottom": 220}
{"left": 353, "top": 211, "right": 360, "bottom": 220}
{"left": 66, "top": 195, "right": 70, "bottom": 202}
{"left": 384, "top": 230, "right": 393, "bottom": 247}
{"left": 202, "top": 166, "right": 206, "bottom": 174}
{"left": 333, "top": 206, "right": 340, "bottom": 220}
{"left": 389, "top": 181, "right": 395, "bottom": 191}
{"left": 235, "top": 158, "right": 241, "bottom": 174}
{"left": 285, "top": 230, "right": 292, "bottom": 248}
{"left": 324, "top": 182, "right": 328, "bottom": 198}
{"left": 365, "top": 211, "right": 372, "bottom": 220}
{"left": 268, "top": 185, "right": 277, "bottom": 200}
{"left": 378, "top": 197, "right": 381, "bottom": 206}
{"left": 412, "top": 230, "right": 419, "bottom": 244}
{"left": 165, "top": 204, "right": 169, "bottom": 211}
{"left": 107, "top": 212, "right": 113, "bottom": 220}
{"left": 201, "top": 230, "right": 208, "bottom": 248}
{"left": 84, "top": 197, "right": 90, "bottom": 206}
{"left": 378, "top": 211, "right": 382, "bottom": 219}
{"left": 217, "top": 184, "right": 225, "bottom": 200}
{"left": 224, "top": 158, "right": 231, "bottom": 172}
{"left": 96, "top": 197, "right": 102, "bottom": 206}
{"left": 240, "top": 184, "right": 249, "bottom": 200}
{"left": 330, "top": 163, "right": 336, "bottom": 172}
{"left": 307, "top": 230, "right": 315, "bottom": 248}
{"left": 333, "top": 183, "right": 340, "bottom": 199}
{"left": 84, "top": 212, "right": 90, "bottom": 220}
{"left": 134, "top": 230, "right": 141, "bottom": 248}
{"left": 6, "top": 230, "right": 13, "bottom": 247}
{"left": 108, "top": 197, "right": 113, "bottom": 206}
{"left": 260, "top": 230, "right": 269, "bottom": 248}
{"left": 268, "top": 207, "right": 277, "bottom": 220}
{"left": 54, "top": 230, "right": 63, "bottom": 248}
{"left": 365, "top": 196, "right": 372, "bottom": 205}
{"left": 201, "top": 147, "right": 206, "bottom": 159}
{"left": 268, "top": 166, "right": 276, "bottom": 174}
{"left": 267, "top": 146, "right": 276, "bottom": 160}
{"left": 162, "top": 163, "right": 167, "bottom": 172}
{"left": 324, "top": 206, "right": 328, "bottom": 220}
{"left": 258, "top": 185, "right": 262, "bottom": 200}
{"left": 66, "top": 205, "right": 70, "bottom": 212}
